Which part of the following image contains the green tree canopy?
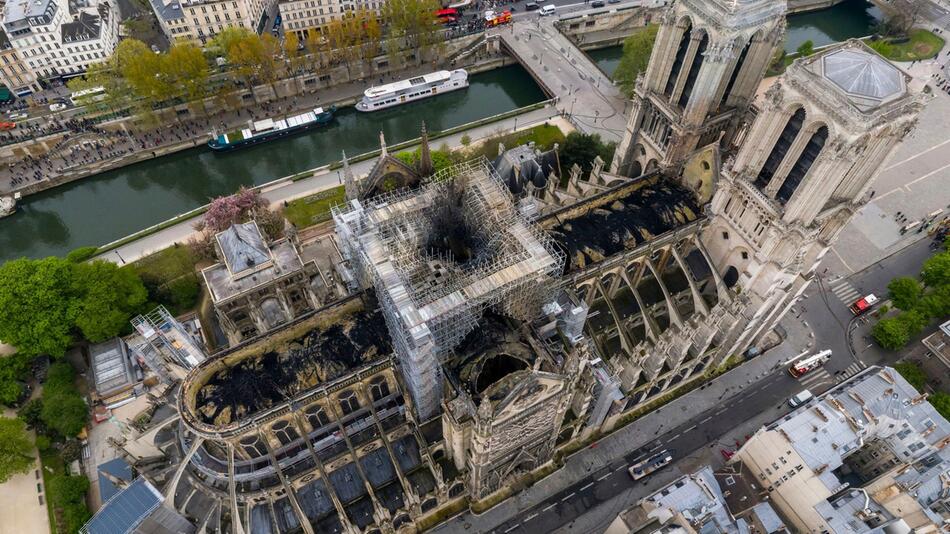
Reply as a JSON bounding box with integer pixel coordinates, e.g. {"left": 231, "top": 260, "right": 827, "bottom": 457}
{"left": 0, "top": 417, "right": 35, "bottom": 483}
{"left": 0, "top": 258, "right": 80, "bottom": 357}
{"left": 41, "top": 362, "right": 87, "bottom": 438}
{"left": 48, "top": 474, "right": 91, "bottom": 533}
{"left": 560, "top": 132, "right": 616, "bottom": 172}
{"left": 888, "top": 276, "right": 922, "bottom": 311}
{"left": 872, "top": 316, "right": 910, "bottom": 350}
{"left": 71, "top": 261, "right": 148, "bottom": 343}
{"left": 921, "top": 251, "right": 950, "bottom": 287}
{"left": 930, "top": 391, "right": 950, "bottom": 420}
{"left": 614, "top": 25, "right": 658, "bottom": 97}
{"left": 893, "top": 361, "right": 927, "bottom": 391}
{"left": 0, "top": 354, "right": 31, "bottom": 406}
{"left": 796, "top": 40, "right": 815, "bottom": 57}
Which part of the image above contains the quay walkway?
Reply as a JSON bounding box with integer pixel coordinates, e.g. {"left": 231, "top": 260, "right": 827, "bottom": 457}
{"left": 498, "top": 15, "right": 629, "bottom": 142}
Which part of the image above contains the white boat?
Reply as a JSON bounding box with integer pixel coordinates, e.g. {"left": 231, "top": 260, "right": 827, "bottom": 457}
{"left": 356, "top": 69, "right": 469, "bottom": 112}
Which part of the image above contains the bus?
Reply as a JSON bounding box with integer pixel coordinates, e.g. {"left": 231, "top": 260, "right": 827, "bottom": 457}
{"left": 70, "top": 86, "right": 107, "bottom": 106}
{"left": 788, "top": 350, "right": 832, "bottom": 378}
{"left": 628, "top": 450, "right": 673, "bottom": 480}
{"left": 435, "top": 8, "right": 459, "bottom": 23}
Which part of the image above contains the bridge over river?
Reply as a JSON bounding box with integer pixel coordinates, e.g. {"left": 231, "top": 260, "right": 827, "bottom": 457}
{"left": 497, "top": 16, "right": 628, "bottom": 143}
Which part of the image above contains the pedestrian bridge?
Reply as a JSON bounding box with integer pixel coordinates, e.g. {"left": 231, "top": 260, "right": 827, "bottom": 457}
{"left": 496, "top": 15, "right": 629, "bottom": 143}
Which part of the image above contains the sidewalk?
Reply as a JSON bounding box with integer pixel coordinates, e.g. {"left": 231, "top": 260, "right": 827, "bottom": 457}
{"left": 97, "top": 106, "right": 564, "bottom": 265}
{"left": 433, "top": 314, "right": 814, "bottom": 533}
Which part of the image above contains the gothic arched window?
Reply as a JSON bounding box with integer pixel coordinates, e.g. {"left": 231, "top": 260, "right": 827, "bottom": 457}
{"left": 369, "top": 377, "right": 391, "bottom": 402}
{"left": 776, "top": 125, "right": 829, "bottom": 205}
{"left": 240, "top": 436, "right": 268, "bottom": 458}
{"left": 272, "top": 420, "right": 299, "bottom": 447}
{"left": 305, "top": 405, "right": 331, "bottom": 429}
{"left": 339, "top": 390, "right": 360, "bottom": 416}
{"left": 664, "top": 20, "right": 693, "bottom": 96}
{"left": 754, "top": 107, "right": 806, "bottom": 190}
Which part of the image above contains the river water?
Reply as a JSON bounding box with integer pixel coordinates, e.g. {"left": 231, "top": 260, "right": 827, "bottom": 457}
{"left": 588, "top": 0, "right": 882, "bottom": 77}
{"left": 0, "top": 66, "right": 545, "bottom": 262}
{"left": 1, "top": 0, "right": 883, "bottom": 262}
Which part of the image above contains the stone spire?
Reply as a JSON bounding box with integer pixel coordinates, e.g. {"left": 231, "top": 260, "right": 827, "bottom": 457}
{"left": 379, "top": 131, "right": 388, "bottom": 158}
{"left": 417, "top": 122, "right": 434, "bottom": 177}
{"left": 342, "top": 150, "right": 359, "bottom": 201}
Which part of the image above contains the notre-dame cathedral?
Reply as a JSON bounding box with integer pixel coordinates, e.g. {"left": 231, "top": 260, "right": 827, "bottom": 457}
{"left": 124, "top": 0, "right": 925, "bottom": 532}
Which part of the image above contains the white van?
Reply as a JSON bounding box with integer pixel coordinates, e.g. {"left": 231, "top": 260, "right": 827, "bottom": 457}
{"left": 539, "top": 4, "right": 556, "bottom": 15}
{"left": 788, "top": 389, "right": 813, "bottom": 408}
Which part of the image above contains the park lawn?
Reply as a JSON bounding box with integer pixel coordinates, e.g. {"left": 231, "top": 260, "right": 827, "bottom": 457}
{"left": 283, "top": 186, "right": 346, "bottom": 228}
{"left": 40, "top": 449, "right": 65, "bottom": 534}
{"left": 465, "top": 123, "right": 566, "bottom": 160}
{"left": 885, "top": 30, "right": 945, "bottom": 61}
{"left": 125, "top": 244, "right": 197, "bottom": 283}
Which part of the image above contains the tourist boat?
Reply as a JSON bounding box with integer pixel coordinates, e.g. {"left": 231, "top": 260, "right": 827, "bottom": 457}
{"left": 356, "top": 69, "right": 469, "bottom": 112}
{"left": 208, "top": 106, "right": 336, "bottom": 152}
{"left": 0, "top": 193, "right": 18, "bottom": 218}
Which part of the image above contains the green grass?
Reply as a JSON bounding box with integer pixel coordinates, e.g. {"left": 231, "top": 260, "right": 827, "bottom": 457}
{"left": 40, "top": 449, "right": 65, "bottom": 534}
{"left": 123, "top": 243, "right": 201, "bottom": 314}
{"left": 283, "top": 186, "right": 346, "bottom": 228}
{"left": 867, "top": 30, "right": 945, "bottom": 61}
{"left": 465, "top": 123, "right": 566, "bottom": 161}
{"left": 125, "top": 243, "right": 196, "bottom": 282}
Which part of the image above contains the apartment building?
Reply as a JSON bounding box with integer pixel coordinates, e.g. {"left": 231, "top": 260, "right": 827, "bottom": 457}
{"left": 1, "top": 0, "right": 118, "bottom": 82}
{"left": 150, "top": 0, "right": 278, "bottom": 44}
{"left": 0, "top": 29, "right": 41, "bottom": 95}
{"left": 278, "top": 0, "right": 384, "bottom": 41}
{"left": 733, "top": 366, "right": 950, "bottom": 533}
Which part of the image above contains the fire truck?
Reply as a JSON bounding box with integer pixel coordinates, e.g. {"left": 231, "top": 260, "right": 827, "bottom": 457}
{"left": 788, "top": 349, "right": 832, "bottom": 378}
{"left": 848, "top": 294, "right": 879, "bottom": 316}
{"left": 484, "top": 9, "right": 512, "bottom": 27}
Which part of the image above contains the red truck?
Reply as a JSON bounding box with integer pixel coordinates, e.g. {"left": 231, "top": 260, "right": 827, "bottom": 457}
{"left": 849, "top": 294, "right": 879, "bottom": 316}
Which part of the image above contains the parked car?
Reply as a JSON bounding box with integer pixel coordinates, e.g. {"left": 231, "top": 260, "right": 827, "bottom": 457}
{"left": 591, "top": 0, "right": 605, "bottom": 7}
{"left": 608, "top": 0, "right": 621, "bottom": 4}
{"left": 8, "top": 111, "right": 27, "bottom": 120}
{"left": 49, "top": 103, "right": 67, "bottom": 112}
{"left": 0, "top": 121, "right": 16, "bottom": 131}
{"left": 539, "top": 3, "right": 556, "bottom": 15}
{"left": 788, "top": 389, "right": 814, "bottom": 408}
{"left": 525, "top": 1, "right": 539, "bottom": 9}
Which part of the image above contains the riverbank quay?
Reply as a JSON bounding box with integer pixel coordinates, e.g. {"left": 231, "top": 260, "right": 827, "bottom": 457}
{"left": 0, "top": 53, "right": 516, "bottom": 198}
{"left": 91, "top": 105, "right": 566, "bottom": 265}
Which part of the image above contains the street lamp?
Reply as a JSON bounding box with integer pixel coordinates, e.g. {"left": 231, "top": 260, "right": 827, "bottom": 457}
{"left": 114, "top": 249, "right": 125, "bottom": 264}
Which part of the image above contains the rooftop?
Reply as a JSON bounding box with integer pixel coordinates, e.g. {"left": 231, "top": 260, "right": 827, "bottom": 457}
{"left": 88, "top": 337, "right": 136, "bottom": 399}
{"left": 202, "top": 223, "right": 308, "bottom": 303}
{"left": 819, "top": 48, "right": 906, "bottom": 111}
{"left": 546, "top": 176, "right": 701, "bottom": 273}
{"left": 189, "top": 298, "right": 391, "bottom": 426}
{"left": 149, "top": 0, "right": 184, "bottom": 20}
{"left": 2, "top": 0, "right": 55, "bottom": 26}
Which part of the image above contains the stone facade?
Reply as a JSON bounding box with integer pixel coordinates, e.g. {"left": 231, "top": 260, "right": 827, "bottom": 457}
{"left": 611, "top": 0, "right": 786, "bottom": 177}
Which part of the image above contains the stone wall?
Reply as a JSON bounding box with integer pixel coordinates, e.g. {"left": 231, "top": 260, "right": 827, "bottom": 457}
{"left": 787, "top": 0, "right": 845, "bottom": 14}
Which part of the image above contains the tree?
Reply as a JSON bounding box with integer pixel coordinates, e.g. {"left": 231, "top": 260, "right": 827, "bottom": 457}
{"left": 897, "top": 309, "right": 928, "bottom": 338}
{"left": 48, "top": 474, "right": 91, "bottom": 533}
{"left": 381, "top": 0, "right": 443, "bottom": 60}
{"left": 113, "top": 38, "right": 172, "bottom": 111}
{"left": 918, "top": 284, "right": 950, "bottom": 319}
{"left": 0, "top": 354, "right": 30, "bottom": 406}
{"left": 872, "top": 316, "right": 909, "bottom": 350}
{"left": 560, "top": 132, "right": 615, "bottom": 172}
{"left": 893, "top": 362, "right": 927, "bottom": 391}
{"left": 888, "top": 276, "right": 922, "bottom": 311}
{"left": 305, "top": 28, "right": 323, "bottom": 69}
{"left": 0, "top": 258, "right": 79, "bottom": 357}
{"left": 921, "top": 251, "right": 950, "bottom": 287}
{"left": 0, "top": 417, "right": 34, "bottom": 483}
{"left": 165, "top": 42, "right": 211, "bottom": 114}
{"left": 70, "top": 261, "right": 148, "bottom": 343}
{"left": 614, "top": 25, "right": 658, "bottom": 97}
{"left": 930, "top": 391, "right": 950, "bottom": 420}
{"left": 66, "top": 246, "right": 99, "bottom": 263}
{"left": 796, "top": 40, "right": 814, "bottom": 57}
{"left": 17, "top": 398, "right": 43, "bottom": 430}
{"left": 283, "top": 32, "right": 303, "bottom": 90}
{"left": 194, "top": 186, "right": 268, "bottom": 235}
{"left": 41, "top": 362, "right": 87, "bottom": 438}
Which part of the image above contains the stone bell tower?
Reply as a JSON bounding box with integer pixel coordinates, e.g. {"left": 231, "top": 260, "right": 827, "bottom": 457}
{"left": 612, "top": 0, "right": 787, "bottom": 177}
{"left": 703, "top": 40, "right": 926, "bottom": 354}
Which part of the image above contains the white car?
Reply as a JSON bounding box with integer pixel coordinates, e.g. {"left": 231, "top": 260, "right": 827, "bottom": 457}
{"left": 9, "top": 112, "right": 28, "bottom": 120}
{"left": 49, "top": 103, "right": 67, "bottom": 112}
{"left": 539, "top": 4, "right": 556, "bottom": 15}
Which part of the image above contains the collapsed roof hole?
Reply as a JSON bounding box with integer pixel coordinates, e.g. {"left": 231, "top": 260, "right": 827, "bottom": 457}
{"left": 475, "top": 354, "right": 528, "bottom": 393}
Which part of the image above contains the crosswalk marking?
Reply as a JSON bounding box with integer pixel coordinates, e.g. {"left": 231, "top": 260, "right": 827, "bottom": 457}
{"left": 828, "top": 279, "right": 860, "bottom": 306}
{"left": 836, "top": 362, "right": 866, "bottom": 383}
{"left": 798, "top": 368, "right": 833, "bottom": 389}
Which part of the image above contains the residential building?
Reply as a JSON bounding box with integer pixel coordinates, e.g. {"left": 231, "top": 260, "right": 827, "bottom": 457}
{"left": 1, "top": 0, "right": 118, "bottom": 82}
{"left": 605, "top": 465, "right": 788, "bottom": 534}
{"left": 150, "top": 0, "right": 278, "bottom": 44}
{"left": 732, "top": 366, "right": 950, "bottom": 533}
{"left": 0, "top": 29, "right": 41, "bottom": 95}
{"left": 277, "top": 0, "right": 384, "bottom": 41}
{"left": 922, "top": 319, "right": 950, "bottom": 371}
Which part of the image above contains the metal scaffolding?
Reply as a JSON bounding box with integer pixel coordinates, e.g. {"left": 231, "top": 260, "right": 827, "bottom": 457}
{"left": 333, "top": 159, "right": 565, "bottom": 419}
{"left": 128, "top": 306, "right": 207, "bottom": 383}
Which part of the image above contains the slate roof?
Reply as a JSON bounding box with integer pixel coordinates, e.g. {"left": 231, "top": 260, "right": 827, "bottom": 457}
{"left": 80, "top": 478, "right": 163, "bottom": 534}
{"left": 62, "top": 11, "right": 102, "bottom": 43}
{"left": 215, "top": 221, "right": 272, "bottom": 276}
{"left": 817, "top": 47, "right": 906, "bottom": 111}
